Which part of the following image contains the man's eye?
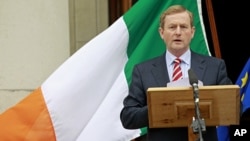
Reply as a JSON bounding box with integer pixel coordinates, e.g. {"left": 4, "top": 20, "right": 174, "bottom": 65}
{"left": 181, "top": 26, "right": 188, "bottom": 29}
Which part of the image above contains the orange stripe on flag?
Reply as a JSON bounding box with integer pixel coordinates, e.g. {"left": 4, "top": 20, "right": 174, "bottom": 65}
{"left": 0, "top": 87, "right": 56, "bottom": 141}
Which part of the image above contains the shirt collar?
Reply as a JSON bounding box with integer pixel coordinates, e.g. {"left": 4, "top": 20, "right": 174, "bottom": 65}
{"left": 166, "top": 49, "right": 191, "bottom": 66}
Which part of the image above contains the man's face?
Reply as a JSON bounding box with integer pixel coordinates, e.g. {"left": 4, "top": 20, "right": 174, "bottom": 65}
{"left": 159, "top": 11, "right": 195, "bottom": 55}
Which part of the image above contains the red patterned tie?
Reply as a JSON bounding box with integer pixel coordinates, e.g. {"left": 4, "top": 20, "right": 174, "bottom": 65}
{"left": 172, "top": 58, "right": 183, "bottom": 81}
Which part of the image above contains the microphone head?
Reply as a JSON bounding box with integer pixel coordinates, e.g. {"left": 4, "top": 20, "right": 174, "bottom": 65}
{"left": 188, "top": 69, "right": 198, "bottom": 84}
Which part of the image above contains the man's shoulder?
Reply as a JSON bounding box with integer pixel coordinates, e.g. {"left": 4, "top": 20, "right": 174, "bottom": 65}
{"left": 136, "top": 54, "right": 165, "bottom": 67}
{"left": 192, "top": 51, "right": 224, "bottom": 63}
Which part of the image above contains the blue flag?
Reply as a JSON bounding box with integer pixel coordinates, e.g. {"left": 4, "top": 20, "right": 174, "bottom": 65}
{"left": 217, "top": 58, "right": 250, "bottom": 141}
{"left": 217, "top": 126, "right": 230, "bottom": 141}
{"left": 236, "top": 58, "right": 250, "bottom": 114}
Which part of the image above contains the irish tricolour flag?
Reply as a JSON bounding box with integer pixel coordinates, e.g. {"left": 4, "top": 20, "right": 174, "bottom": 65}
{"left": 0, "top": 0, "right": 211, "bottom": 140}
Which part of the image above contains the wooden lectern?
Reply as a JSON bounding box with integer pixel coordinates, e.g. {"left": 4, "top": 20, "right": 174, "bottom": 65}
{"left": 147, "top": 85, "right": 240, "bottom": 141}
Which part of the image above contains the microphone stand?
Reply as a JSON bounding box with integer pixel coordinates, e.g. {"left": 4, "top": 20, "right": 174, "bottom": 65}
{"left": 191, "top": 85, "right": 206, "bottom": 141}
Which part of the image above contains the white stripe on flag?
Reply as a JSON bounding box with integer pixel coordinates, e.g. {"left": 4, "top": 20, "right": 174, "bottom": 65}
{"left": 42, "top": 17, "right": 140, "bottom": 141}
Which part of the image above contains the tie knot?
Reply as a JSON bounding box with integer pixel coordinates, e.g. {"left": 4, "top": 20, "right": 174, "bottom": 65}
{"left": 174, "top": 58, "right": 181, "bottom": 64}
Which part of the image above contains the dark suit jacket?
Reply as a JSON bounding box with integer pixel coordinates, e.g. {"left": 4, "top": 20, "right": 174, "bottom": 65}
{"left": 120, "top": 51, "right": 232, "bottom": 141}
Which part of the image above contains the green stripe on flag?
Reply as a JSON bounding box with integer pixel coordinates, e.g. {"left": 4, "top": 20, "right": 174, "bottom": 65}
{"left": 122, "top": 0, "right": 210, "bottom": 137}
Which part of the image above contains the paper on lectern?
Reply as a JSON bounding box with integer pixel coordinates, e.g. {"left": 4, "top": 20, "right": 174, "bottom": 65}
{"left": 166, "top": 77, "right": 203, "bottom": 87}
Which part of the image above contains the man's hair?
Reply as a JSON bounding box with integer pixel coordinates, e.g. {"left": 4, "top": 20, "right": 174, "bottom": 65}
{"left": 159, "top": 5, "right": 194, "bottom": 28}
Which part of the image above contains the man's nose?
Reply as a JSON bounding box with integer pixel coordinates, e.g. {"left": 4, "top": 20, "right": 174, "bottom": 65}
{"left": 175, "top": 26, "right": 181, "bottom": 34}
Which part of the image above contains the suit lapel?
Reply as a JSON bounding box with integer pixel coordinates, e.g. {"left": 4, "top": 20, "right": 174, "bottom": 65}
{"left": 190, "top": 52, "right": 206, "bottom": 81}
{"left": 151, "top": 53, "right": 170, "bottom": 87}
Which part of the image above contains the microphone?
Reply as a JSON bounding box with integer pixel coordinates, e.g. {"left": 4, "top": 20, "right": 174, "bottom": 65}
{"left": 188, "top": 69, "right": 206, "bottom": 140}
{"left": 188, "top": 69, "right": 199, "bottom": 103}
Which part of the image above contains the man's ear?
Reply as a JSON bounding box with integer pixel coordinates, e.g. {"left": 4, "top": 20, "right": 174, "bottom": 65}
{"left": 191, "top": 26, "right": 195, "bottom": 38}
{"left": 159, "top": 27, "right": 164, "bottom": 39}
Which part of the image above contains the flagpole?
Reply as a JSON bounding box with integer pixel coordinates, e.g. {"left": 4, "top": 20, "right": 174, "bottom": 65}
{"left": 205, "top": 0, "right": 221, "bottom": 58}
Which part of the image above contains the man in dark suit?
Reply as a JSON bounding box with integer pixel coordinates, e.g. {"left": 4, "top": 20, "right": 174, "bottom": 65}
{"left": 120, "top": 5, "right": 232, "bottom": 141}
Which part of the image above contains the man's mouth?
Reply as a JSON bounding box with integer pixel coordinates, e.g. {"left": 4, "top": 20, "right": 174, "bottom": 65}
{"left": 173, "top": 39, "right": 182, "bottom": 43}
